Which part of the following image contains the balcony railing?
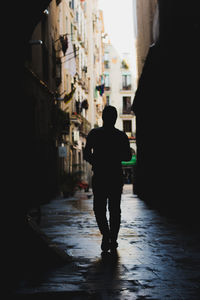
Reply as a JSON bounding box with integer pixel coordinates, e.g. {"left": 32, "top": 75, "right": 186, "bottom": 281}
{"left": 80, "top": 117, "right": 91, "bottom": 137}
{"left": 122, "top": 84, "right": 132, "bottom": 91}
{"left": 71, "top": 112, "right": 82, "bottom": 126}
{"left": 104, "top": 61, "right": 110, "bottom": 69}
{"left": 104, "top": 86, "right": 111, "bottom": 91}
{"left": 119, "top": 108, "right": 134, "bottom": 116}
{"left": 123, "top": 109, "right": 133, "bottom": 115}
{"left": 71, "top": 112, "right": 91, "bottom": 136}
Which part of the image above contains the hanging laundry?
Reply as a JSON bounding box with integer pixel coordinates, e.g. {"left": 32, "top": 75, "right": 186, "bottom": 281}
{"left": 100, "top": 74, "right": 104, "bottom": 84}
{"left": 60, "top": 35, "right": 68, "bottom": 55}
{"left": 96, "top": 84, "right": 105, "bottom": 96}
{"left": 76, "top": 100, "right": 81, "bottom": 114}
{"left": 81, "top": 99, "right": 89, "bottom": 110}
{"left": 94, "top": 87, "right": 98, "bottom": 98}
{"left": 64, "top": 87, "right": 76, "bottom": 104}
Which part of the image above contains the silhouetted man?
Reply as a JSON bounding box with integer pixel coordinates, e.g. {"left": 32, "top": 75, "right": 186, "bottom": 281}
{"left": 83, "top": 105, "right": 132, "bottom": 252}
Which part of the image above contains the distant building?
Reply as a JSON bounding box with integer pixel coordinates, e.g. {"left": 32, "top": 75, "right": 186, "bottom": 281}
{"left": 103, "top": 41, "right": 136, "bottom": 154}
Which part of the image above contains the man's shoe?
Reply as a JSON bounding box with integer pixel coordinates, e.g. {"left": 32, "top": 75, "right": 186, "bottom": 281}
{"left": 101, "top": 237, "right": 110, "bottom": 252}
{"left": 110, "top": 241, "right": 118, "bottom": 251}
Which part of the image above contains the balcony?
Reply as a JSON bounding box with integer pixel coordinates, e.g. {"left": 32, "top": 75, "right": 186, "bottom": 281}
{"left": 119, "top": 108, "right": 134, "bottom": 117}
{"left": 77, "top": 32, "right": 82, "bottom": 42}
{"left": 82, "top": 66, "right": 87, "bottom": 73}
{"left": 123, "top": 109, "right": 133, "bottom": 115}
{"left": 70, "top": 112, "right": 82, "bottom": 126}
{"left": 121, "top": 84, "right": 132, "bottom": 91}
{"left": 121, "top": 59, "right": 129, "bottom": 70}
{"left": 104, "top": 86, "right": 111, "bottom": 91}
{"left": 80, "top": 116, "right": 91, "bottom": 137}
{"left": 104, "top": 61, "right": 110, "bottom": 69}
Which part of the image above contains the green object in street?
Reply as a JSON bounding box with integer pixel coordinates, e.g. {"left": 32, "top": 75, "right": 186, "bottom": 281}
{"left": 122, "top": 155, "right": 136, "bottom": 166}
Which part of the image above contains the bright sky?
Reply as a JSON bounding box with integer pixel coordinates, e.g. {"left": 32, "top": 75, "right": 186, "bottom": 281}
{"left": 98, "top": 0, "right": 137, "bottom": 75}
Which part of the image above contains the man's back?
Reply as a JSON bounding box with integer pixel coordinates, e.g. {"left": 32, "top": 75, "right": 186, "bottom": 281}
{"left": 84, "top": 126, "right": 132, "bottom": 178}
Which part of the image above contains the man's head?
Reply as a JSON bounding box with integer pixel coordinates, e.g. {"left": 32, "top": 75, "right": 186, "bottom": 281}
{"left": 102, "top": 105, "right": 118, "bottom": 127}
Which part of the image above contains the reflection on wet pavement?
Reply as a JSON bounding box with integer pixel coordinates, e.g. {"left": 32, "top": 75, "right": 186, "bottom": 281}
{"left": 16, "top": 185, "right": 200, "bottom": 299}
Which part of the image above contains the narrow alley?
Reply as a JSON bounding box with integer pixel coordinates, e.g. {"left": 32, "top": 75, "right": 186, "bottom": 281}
{"left": 15, "top": 185, "right": 200, "bottom": 299}
{"left": 4, "top": 1, "right": 200, "bottom": 299}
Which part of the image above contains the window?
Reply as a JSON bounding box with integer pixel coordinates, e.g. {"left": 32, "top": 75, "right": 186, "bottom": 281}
{"left": 123, "top": 96, "right": 132, "bottom": 114}
{"left": 76, "top": 12, "right": 79, "bottom": 23}
{"left": 104, "top": 52, "right": 110, "bottom": 68}
{"left": 69, "top": 0, "right": 74, "bottom": 10}
{"left": 104, "top": 74, "right": 110, "bottom": 89}
{"left": 71, "top": 23, "right": 74, "bottom": 41}
{"left": 104, "top": 52, "right": 109, "bottom": 61}
{"left": 66, "top": 17, "right": 68, "bottom": 34}
{"left": 56, "top": 58, "right": 62, "bottom": 86}
{"left": 123, "top": 120, "right": 132, "bottom": 133}
{"left": 104, "top": 61, "right": 110, "bottom": 69}
{"left": 122, "top": 74, "right": 131, "bottom": 90}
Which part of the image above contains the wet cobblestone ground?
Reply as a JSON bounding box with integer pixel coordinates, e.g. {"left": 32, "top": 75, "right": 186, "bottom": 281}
{"left": 16, "top": 185, "right": 200, "bottom": 299}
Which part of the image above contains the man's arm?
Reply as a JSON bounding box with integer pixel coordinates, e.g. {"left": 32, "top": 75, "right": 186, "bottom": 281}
{"left": 83, "top": 130, "right": 94, "bottom": 165}
{"left": 121, "top": 133, "right": 132, "bottom": 161}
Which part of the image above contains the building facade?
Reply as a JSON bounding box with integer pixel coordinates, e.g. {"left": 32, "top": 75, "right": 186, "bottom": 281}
{"left": 25, "top": 0, "right": 62, "bottom": 203}
{"left": 103, "top": 41, "right": 136, "bottom": 184}
{"left": 133, "top": 0, "right": 158, "bottom": 78}
{"left": 58, "top": 0, "right": 91, "bottom": 182}
{"left": 103, "top": 42, "right": 136, "bottom": 152}
{"left": 25, "top": 0, "right": 105, "bottom": 199}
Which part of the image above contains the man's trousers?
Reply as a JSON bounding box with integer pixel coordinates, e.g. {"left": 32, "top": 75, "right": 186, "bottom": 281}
{"left": 92, "top": 175, "right": 123, "bottom": 243}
